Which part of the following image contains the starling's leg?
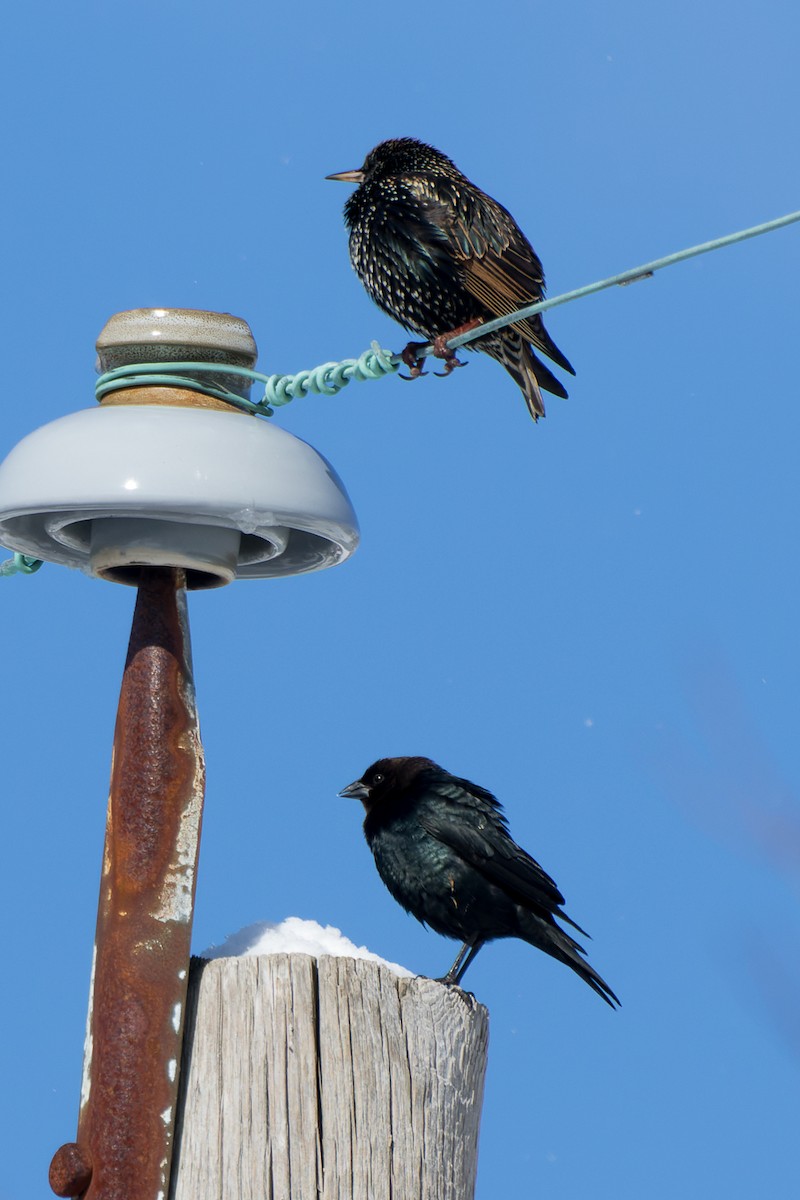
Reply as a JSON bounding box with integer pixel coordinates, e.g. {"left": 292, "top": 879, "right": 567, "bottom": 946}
{"left": 431, "top": 318, "right": 484, "bottom": 376}
{"left": 437, "top": 939, "right": 485, "bottom": 986}
{"left": 399, "top": 341, "right": 429, "bottom": 380}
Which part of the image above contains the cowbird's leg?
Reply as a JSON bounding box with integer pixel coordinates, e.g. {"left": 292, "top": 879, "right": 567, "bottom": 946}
{"left": 452, "top": 940, "right": 485, "bottom": 984}
{"left": 438, "top": 939, "right": 485, "bottom": 985}
{"left": 439, "top": 942, "right": 470, "bottom": 984}
{"left": 431, "top": 318, "right": 483, "bottom": 376}
{"left": 399, "top": 341, "right": 428, "bottom": 380}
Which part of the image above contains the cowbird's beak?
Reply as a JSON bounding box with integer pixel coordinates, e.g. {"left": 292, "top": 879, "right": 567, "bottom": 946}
{"left": 339, "top": 778, "right": 370, "bottom": 800}
{"left": 325, "top": 169, "right": 365, "bottom": 183}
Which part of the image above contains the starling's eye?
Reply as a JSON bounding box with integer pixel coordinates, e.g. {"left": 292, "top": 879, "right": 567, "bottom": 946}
{"left": 372, "top": 773, "right": 384, "bottom": 784}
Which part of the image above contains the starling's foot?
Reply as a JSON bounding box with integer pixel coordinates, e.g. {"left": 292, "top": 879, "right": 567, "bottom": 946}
{"left": 431, "top": 319, "right": 483, "bottom": 376}
{"left": 399, "top": 341, "right": 428, "bottom": 380}
{"left": 432, "top": 339, "right": 466, "bottom": 377}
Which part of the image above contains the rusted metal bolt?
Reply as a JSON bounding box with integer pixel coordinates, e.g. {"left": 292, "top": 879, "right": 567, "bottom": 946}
{"left": 49, "top": 1142, "right": 93, "bottom": 1197}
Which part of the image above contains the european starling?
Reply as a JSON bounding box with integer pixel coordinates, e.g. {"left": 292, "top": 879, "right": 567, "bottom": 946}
{"left": 339, "top": 756, "right": 618, "bottom": 1007}
{"left": 327, "top": 137, "right": 575, "bottom": 420}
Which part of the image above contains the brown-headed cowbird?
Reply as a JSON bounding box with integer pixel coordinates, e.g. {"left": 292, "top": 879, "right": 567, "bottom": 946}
{"left": 326, "top": 137, "right": 575, "bottom": 420}
{"left": 339, "top": 756, "right": 618, "bottom": 1007}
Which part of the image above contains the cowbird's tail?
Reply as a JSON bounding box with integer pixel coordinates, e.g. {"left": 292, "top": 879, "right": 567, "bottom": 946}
{"left": 519, "top": 913, "right": 620, "bottom": 1009}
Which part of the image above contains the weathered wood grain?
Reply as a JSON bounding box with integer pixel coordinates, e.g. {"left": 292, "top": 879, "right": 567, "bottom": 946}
{"left": 170, "top": 954, "right": 488, "bottom": 1200}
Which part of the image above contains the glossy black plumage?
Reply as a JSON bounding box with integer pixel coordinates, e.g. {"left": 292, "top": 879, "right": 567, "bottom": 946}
{"left": 340, "top": 756, "right": 618, "bottom": 1007}
{"left": 327, "top": 137, "right": 575, "bottom": 420}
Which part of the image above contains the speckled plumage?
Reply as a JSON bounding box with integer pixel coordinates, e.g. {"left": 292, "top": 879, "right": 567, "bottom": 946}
{"left": 327, "top": 137, "right": 575, "bottom": 420}
{"left": 340, "top": 756, "right": 618, "bottom": 1007}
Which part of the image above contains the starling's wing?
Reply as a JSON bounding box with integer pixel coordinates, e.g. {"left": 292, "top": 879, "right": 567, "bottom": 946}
{"left": 414, "top": 179, "right": 575, "bottom": 375}
{"left": 418, "top": 776, "right": 588, "bottom": 933}
{"left": 350, "top": 192, "right": 466, "bottom": 337}
{"left": 378, "top": 207, "right": 461, "bottom": 288}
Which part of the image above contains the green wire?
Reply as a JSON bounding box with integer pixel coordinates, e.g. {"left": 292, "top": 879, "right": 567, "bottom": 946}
{"left": 445, "top": 208, "right": 800, "bottom": 350}
{"left": 5, "top": 206, "right": 799, "bottom": 579}
{"left": 0, "top": 553, "right": 44, "bottom": 577}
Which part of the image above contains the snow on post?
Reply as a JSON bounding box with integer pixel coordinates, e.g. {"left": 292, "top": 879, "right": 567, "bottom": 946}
{"left": 169, "top": 921, "right": 489, "bottom": 1200}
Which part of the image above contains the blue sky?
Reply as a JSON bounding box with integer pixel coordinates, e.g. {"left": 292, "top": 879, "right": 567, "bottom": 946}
{"left": 2, "top": 2, "right": 799, "bottom": 1196}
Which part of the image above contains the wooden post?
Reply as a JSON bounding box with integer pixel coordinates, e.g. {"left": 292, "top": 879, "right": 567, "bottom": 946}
{"left": 170, "top": 955, "right": 489, "bottom": 1200}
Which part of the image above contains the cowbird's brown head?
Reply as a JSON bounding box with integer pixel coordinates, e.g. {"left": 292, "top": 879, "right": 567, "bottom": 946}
{"left": 339, "top": 756, "right": 437, "bottom": 812}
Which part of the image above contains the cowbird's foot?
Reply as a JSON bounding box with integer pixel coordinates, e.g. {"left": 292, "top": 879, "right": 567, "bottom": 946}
{"left": 399, "top": 341, "right": 428, "bottom": 380}
{"left": 431, "top": 318, "right": 483, "bottom": 376}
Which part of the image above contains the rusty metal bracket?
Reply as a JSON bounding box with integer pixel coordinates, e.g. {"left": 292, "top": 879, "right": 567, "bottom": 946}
{"left": 50, "top": 567, "right": 205, "bottom": 1199}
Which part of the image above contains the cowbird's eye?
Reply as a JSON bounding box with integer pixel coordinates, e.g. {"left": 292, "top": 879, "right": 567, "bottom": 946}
{"left": 372, "top": 773, "right": 384, "bottom": 784}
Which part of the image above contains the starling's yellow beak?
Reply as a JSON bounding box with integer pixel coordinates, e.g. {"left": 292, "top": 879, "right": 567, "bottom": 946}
{"left": 325, "top": 169, "right": 365, "bottom": 183}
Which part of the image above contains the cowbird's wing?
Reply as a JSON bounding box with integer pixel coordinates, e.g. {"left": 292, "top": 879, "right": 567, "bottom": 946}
{"left": 409, "top": 177, "right": 575, "bottom": 375}
{"left": 418, "top": 776, "right": 587, "bottom": 931}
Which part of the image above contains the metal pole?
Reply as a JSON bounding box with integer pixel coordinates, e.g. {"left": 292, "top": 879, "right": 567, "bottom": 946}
{"left": 50, "top": 567, "right": 205, "bottom": 1200}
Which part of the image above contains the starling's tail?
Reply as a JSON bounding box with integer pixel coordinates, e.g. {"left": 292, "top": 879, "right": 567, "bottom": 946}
{"left": 515, "top": 312, "right": 576, "bottom": 378}
{"left": 481, "top": 331, "right": 569, "bottom": 422}
{"left": 519, "top": 912, "right": 620, "bottom": 1009}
